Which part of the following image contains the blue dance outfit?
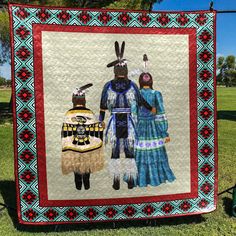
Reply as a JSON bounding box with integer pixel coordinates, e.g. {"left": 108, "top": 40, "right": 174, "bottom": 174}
{"left": 100, "top": 78, "right": 152, "bottom": 182}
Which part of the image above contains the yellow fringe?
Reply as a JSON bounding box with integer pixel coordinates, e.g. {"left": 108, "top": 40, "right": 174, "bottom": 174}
{"left": 61, "top": 146, "right": 104, "bottom": 175}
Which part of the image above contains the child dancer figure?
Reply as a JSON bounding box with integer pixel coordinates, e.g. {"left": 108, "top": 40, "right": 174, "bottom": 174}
{"left": 61, "top": 84, "right": 104, "bottom": 190}
{"left": 133, "top": 72, "right": 176, "bottom": 187}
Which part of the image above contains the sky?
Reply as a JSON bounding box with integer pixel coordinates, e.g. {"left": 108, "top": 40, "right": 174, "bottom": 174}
{"left": 1, "top": 0, "right": 236, "bottom": 80}
{"left": 153, "top": 0, "right": 236, "bottom": 57}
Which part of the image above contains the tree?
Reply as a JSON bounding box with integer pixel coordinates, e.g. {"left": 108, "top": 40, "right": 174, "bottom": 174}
{"left": 0, "top": 0, "right": 164, "bottom": 65}
{"left": 0, "top": 76, "right": 6, "bottom": 86}
{"left": 217, "top": 55, "right": 236, "bottom": 87}
{"left": 107, "top": 0, "right": 163, "bottom": 10}
{"left": 217, "top": 56, "right": 226, "bottom": 85}
{"left": 225, "top": 55, "right": 235, "bottom": 69}
{"left": 0, "top": 0, "right": 162, "bottom": 8}
{"left": 224, "top": 69, "right": 236, "bottom": 87}
{"left": 63, "top": 0, "right": 117, "bottom": 8}
{"left": 0, "top": 9, "right": 10, "bottom": 65}
{"left": 6, "top": 79, "right": 11, "bottom": 87}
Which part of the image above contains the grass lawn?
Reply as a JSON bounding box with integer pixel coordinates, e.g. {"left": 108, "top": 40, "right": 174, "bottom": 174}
{"left": 0, "top": 88, "right": 12, "bottom": 124}
{"left": 0, "top": 88, "right": 11, "bottom": 103}
{"left": 0, "top": 87, "right": 235, "bottom": 235}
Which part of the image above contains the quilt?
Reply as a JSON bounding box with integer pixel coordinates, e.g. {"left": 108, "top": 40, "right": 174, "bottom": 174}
{"left": 9, "top": 3, "right": 217, "bottom": 224}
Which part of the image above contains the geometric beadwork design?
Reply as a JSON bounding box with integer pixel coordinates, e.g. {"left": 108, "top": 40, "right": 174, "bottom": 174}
{"left": 9, "top": 4, "right": 217, "bottom": 224}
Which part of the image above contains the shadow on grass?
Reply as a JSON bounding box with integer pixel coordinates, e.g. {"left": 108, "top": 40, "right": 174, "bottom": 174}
{"left": 0, "top": 102, "right": 11, "bottom": 112}
{"left": 0, "top": 180, "right": 207, "bottom": 233}
{"left": 222, "top": 197, "right": 233, "bottom": 217}
{"left": 0, "top": 102, "right": 12, "bottom": 124}
{"left": 217, "top": 110, "right": 236, "bottom": 121}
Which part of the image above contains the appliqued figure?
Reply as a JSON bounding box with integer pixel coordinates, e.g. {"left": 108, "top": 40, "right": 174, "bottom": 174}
{"left": 133, "top": 71, "right": 176, "bottom": 187}
{"left": 99, "top": 42, "right": 155, "bottom": 190}
{"left": 61, "top": 84, "right": 104, "bottom": 190}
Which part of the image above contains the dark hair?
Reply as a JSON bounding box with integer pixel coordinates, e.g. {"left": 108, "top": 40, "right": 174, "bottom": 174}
{"left": 114, "top": 64, "right": 128, "bottom": 78}
{"left": 72, "top": 96, "right": 86, "bottom": 107}
{"left": 139, "top": 72, "right": 153, "bottom": 89}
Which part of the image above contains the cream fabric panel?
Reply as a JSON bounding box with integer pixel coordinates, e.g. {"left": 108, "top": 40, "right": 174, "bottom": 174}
{"left": 42, "top": 31, "right": 190, "bottom": 200}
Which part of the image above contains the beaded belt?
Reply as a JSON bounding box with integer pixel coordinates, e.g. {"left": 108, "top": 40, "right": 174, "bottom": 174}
{"left": 111, "top": 108, "right": 131, "bottom": 113}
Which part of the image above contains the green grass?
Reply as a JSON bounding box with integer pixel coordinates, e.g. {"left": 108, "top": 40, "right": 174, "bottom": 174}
{"left": 217, "top": 87, "right": 236, "bottom": 111}
{"left": 0, "top": 87, "right": 236, "bottom": 236}
{"left": 0, "top": 88, "right": 11, "bottom": 103}
{"left": 0, "top": 88, "right": 12, "bottom": 124}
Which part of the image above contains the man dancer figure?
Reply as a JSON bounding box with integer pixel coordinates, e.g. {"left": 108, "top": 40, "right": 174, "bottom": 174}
{"left": 99, "top": 41, "right": 156, "bottom": 190}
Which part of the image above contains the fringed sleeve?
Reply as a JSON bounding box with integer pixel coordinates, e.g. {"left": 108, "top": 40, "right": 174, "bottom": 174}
{"left": 99, "top": 82, "right": 111, "bottom": 122}
{"left": 100, "top": 81, "right": 110, "bottom": 110}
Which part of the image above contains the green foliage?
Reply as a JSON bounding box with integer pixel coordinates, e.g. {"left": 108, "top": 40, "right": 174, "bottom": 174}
{"left": 0, "top": 10, "right": 10, "bottom": 65}
{"left": 1, "top": 0, "right": 155, "bottom": 8}
{"left": 217, "top": 56, "right": 225, "bottom": 68}
{"left": 6, "top": 79, "right": 11, "bottom": 86}
{"left": 140, "top": 0, "right": 163, "bottom": 10}
{"left": 0, "top": 0, "right": 163, "bottom": 65}
{"left": 61, "top": 0, "right": 117, "bottom": 8}
{"left": 225, "top": 55, "right": 235, "bottom": 69}
{"left": 217, "top": 55, "right": 236, "bottom": 87}
{"left": 0, "top": 76, "right": 7, "bottom": 86}
{"left": 106, "top": 0, "right": 162, "bottom": 10}
{"left": 0, "top": 76, "right": 10, "bottom": 86}
{"left": 224, "top": 69, "right": 236, "bottom": 87}
{"left": 106, "top": 0, "right": 142, "bottom": 10}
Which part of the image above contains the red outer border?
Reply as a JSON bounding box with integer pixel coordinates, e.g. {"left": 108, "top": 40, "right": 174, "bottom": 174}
{"left": 8, "top": 4, "right": 22, "bottom": 223}
{"left": 213, "top": 11, "right": 218, "bottom": 208}
{"left": 33, "top": 25, "right": 198, "bottom": 207}
{"left": 8, "top": 3, "right": 217, "bottom": 225}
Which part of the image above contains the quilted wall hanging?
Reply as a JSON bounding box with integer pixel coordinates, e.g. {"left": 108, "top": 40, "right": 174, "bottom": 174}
{"left": 9, "top": 3, "right": 217, "bottom": 224}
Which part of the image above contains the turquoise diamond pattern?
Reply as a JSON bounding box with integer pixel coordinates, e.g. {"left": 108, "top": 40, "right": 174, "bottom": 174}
{"left": 10, "top": 5, "right": 217, "bottom": 224}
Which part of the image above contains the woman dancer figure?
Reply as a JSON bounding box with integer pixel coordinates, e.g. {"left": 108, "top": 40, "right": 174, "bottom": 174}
{"left": 133, "top": 72, "right": 176, "bottom": 187}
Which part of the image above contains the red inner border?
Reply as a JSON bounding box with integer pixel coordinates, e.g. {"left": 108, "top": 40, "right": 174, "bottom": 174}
{"left": 33, "top": 25, "right": 198, "bottom": 207}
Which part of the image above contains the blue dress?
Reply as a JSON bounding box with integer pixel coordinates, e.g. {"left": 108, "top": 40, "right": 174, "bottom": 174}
{"left": 133, "top": 88, "right": 176, "bottom": 187}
